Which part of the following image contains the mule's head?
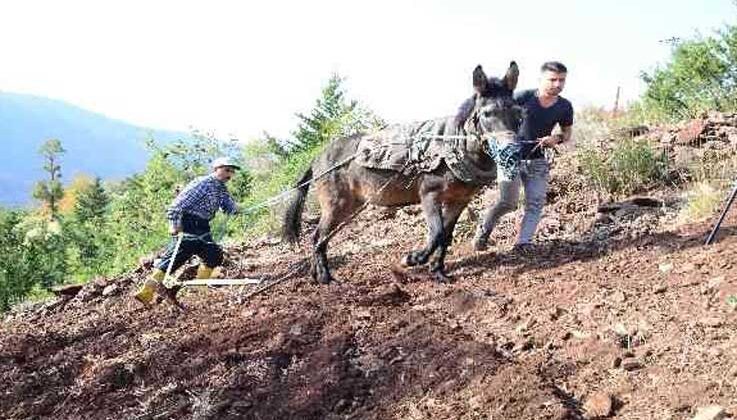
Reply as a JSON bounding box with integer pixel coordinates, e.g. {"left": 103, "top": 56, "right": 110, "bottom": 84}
{"left": 466, "top": 62, "right": 523, "bottom": 138}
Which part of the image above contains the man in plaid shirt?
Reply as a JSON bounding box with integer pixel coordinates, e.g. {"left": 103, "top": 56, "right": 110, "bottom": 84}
{"left": 134, "top": 157, "right": 241, "bottom": 306}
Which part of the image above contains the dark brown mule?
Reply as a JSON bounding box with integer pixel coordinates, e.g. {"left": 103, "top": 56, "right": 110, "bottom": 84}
{"left": 283, "top": 62, "right": 521, "bottom": 284}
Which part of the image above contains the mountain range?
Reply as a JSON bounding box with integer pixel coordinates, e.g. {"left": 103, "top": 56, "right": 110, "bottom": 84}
{"left": 0, "top": 92, "right": 186, "bottom": 206}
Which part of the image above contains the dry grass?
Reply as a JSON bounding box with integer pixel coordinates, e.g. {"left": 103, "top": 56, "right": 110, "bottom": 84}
{"left": 677, "top": 181, "right": 725, "bottom": 224}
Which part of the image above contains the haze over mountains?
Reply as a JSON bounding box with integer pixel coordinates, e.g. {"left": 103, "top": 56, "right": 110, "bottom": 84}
{"left": 0, "top": 92, "right": 186, "bottom": 206}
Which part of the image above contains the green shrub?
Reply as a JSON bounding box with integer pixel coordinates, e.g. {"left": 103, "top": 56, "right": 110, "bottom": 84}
{"left": 578, "top": 138, "right": 668, "bottom": 197}
{"left": 641, "top": 26, "right": 737, "bottom": 120}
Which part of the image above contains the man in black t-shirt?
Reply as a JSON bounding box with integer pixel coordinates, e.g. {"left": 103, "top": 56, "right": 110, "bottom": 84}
{"left": 457, "top": 61, "right": 574, "bottom": 252}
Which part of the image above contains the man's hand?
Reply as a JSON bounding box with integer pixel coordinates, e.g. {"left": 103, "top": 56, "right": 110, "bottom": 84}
{"left": 169, "top": 225, "right": 181, "bottom": 236}
{"left": 537, "top": 134, "right": 563, "bottom": 148}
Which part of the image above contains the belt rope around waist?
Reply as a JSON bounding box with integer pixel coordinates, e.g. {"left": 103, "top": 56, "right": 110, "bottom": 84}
{"left": 181, "top": 231, "right": 216, "bottom": 244}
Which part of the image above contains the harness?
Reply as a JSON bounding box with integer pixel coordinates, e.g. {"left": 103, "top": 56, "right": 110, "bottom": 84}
{"left": 465, "top": 103, "right": 550, "bottom": 179}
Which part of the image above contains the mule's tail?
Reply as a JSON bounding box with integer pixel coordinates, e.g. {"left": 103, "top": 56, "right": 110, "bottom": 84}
{"left": 282, "top": 166, "right": 314, "bottom": 244}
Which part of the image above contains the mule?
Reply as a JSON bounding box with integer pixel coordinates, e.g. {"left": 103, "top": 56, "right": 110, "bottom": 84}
{"left": 283, "top": 62, "right": 522, "bottom": 284}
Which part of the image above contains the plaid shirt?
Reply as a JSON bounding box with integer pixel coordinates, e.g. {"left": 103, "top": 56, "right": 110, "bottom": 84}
{"left": 167, "top": 174, "right": 238, "bottom": 229}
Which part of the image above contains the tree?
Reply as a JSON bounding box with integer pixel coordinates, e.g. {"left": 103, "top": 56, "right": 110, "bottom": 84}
{"left": 58, "top": 174, "right": 94, "bottom": 215}
{"left": 0, "top": 210, "right": 38, "bottom": 311}
{"left": 32, "top": 138, "right": 66, "bottom": 219}
{"left": 641, "top": 27, "right": 737, "bottom": 120}
{"left": 290, "top": 74, "right": 385, "bottom": 154}
{"left": 74, "top": 177, "right": 109, "bottom": 224}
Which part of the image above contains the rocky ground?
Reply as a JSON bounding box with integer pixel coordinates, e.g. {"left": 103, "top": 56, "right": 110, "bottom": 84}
{"left": 2, "top": 115, "right": 737, "bottom": 420}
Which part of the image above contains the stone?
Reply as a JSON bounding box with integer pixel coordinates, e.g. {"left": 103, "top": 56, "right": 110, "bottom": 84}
{"left": 698, "top": 317, "right": 723, "bottom": 328}
{"left": 675, "top": 118, "right": 707, "bottom": 145}
{"left": 612, "top": 356, "right": 623, "bottom": 368}
{"left": 101, "top": 284, "right": 118, "bottom": 297}
{"left": 621, "top": 358, "right": 641, "bottom": 371}
{"left": 654, "top": 284, "right": 668, "bottom": 294}
{"left": 611, "top": 291, "right": 627, "bottom": 303}
{"left": 691, "top": 405, "right": 726, "bottom": 420}
{"left": 50, "top": 284, "right": 83, "bottom": 297}
{"left": 583, "top": 391, "right": 613, "bottom": 418}
{"left": 658, "top": 262, "right": 674, "bottom": 273}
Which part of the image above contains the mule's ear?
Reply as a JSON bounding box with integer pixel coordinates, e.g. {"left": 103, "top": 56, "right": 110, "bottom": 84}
{"left": 473, "top": 65, "right": 488, "bottom": 94}
{"left": 503, "top": 61, "right": 519, "bottom": 91}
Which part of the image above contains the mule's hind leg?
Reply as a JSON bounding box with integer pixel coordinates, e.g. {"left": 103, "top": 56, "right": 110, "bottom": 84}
{"left": 403, "top": 192, "right": 444, "bottom": 267}
{"left": 312, "top": 192, "right": 360, "bottom": 285}
{"left": 429, "top": 200, "right": 470, "bottom": 283}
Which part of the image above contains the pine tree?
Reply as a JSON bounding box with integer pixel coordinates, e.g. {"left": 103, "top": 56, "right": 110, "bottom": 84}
{"left": 74, "top": 177, "right": 109, "bottom": 224}
{"left": 32, "top": 139, "right": 66, "bottom": 219}
{"left": 290, "top": 74, "right": 384, "bottom": 154}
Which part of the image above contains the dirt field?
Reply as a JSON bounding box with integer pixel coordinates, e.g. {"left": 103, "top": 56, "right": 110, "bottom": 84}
{"left": 2, "top": 120, "right": 737, "bottom": 420}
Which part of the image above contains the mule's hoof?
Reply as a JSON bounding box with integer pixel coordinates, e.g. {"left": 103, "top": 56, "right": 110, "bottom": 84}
{"left": 402, "top": 251, "right": 426, "bottom": 267}
{"left": 401, "top": 254, "right": 413, "bottom": 267}
{"left": 314, "top": 266, "right": 334, "bottom": 285}
{"left": 432, "top": 270, "right": 452, "bottom": 284}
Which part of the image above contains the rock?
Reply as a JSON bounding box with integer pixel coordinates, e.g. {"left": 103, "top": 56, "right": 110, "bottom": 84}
{"left": 50, "top": 284, "right": 84, "bottom": 297}
{"left": 698, "top": 317, "right": 723, "bottom": 328}
{"left": 516, "top": 318, "right": 536, "bottom": 335}
{"left": 691, "top": 405, "right": 726, "bottom": 420}
{"left": 92, "top": 277, "right": 109, "bottom": 288}
{"left": 572, "top": 330, "right": 591, "bottom": 340}
{"left": 621, "top": 358, "right": 641, "bottom": 371}
{"left": 729, "top": 132, "right": 737, "bottom": 146}
{"left": 611, "top": 291, "right": 627, "bottom": 303}
{"left": 549, "top": 306, "right": 566, "bottom": 321}
{"left": 583, "top": 391, "right": 613, "bottom": 418}
{"left": 354, "top": 309, "right": 372, "bottom": 320}
{"left": 612, "top": 356, "right": 622, "bottom": 368}
{"left": 659, "top": 263, "right": 674, "bottom": 274}
{"left": 708, "top": 276, "right": 725, "bottom": 290}
{"left": 101, "top": 284, "right": 118, "bottom": 297}
{"left": 513, "top": 338, "right": 534, "bottom": 353}
{"left": 653, "top": 284, "right": 668, "bottom": 294}
{"left": 707, "top": 347, "right": 723, "bottom": 358}
{"left": 660, "top": 132, "right": 676, "bottom": 144}
{"left": 676, "top": 118, "right": 707, "bottom": 145}
{"left": 334, "top": 399, "right": 350, "bottom": 412}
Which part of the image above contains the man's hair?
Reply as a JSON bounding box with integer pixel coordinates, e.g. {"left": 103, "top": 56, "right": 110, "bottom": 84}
{"left": 540, "top": 61, "right": 567, "bottom": 74}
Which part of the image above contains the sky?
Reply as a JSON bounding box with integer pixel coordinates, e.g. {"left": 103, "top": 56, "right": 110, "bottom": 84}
{"left": 0, "top": 0, "right": 734, "bottom": 142}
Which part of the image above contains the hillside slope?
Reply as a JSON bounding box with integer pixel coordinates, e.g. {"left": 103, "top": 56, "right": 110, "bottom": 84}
{"left": 2, "top": 117, "right": 737, "bottom": 420}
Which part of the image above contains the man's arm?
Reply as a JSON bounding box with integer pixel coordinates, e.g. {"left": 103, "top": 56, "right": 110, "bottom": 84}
{"left": 220, "top": 192, "right": 239, "bottom": 215}
{"left": 559, "top": 125, "right": 572, "bottom": 143}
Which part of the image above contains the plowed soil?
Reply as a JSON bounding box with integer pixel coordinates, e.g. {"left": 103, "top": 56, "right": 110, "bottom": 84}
{"left": 2, "top": 156, "right": 737, "bottom": 420}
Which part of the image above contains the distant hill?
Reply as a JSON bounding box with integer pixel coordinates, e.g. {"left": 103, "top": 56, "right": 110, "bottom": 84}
{"left": 0, "top": 92, "right": 186, "bottom": 207}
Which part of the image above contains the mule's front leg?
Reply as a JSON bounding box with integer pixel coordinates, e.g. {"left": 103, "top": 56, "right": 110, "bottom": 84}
{"left": 429, "top": 200, "right": 470, "bottom": 283}
{"left": 403, "top": 192, "right": 444, "bottom": 267}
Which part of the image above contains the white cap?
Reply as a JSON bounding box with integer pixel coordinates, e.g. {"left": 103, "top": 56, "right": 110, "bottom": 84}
{"left": 211, "top": 157, "right": 241, "bottom": 170}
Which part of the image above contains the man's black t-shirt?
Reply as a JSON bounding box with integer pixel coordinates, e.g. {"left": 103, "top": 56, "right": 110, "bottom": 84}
{"left": 514, "top": 89, "right": 574, "bottom": 159}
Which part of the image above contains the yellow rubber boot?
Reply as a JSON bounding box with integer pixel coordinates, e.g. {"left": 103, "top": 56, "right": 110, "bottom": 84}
{"left": 134, "top": 269, "right": 165, "bottom": 306}
{"left": 196, "top": 265, "right": 214, "bottom": 279}
{"left": 195, "top": 265, "right": 214, "bottom": 294}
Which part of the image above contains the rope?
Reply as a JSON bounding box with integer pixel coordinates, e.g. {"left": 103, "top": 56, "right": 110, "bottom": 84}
{"left": 236, "top": 154, "right": 357, "bottom": 215}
